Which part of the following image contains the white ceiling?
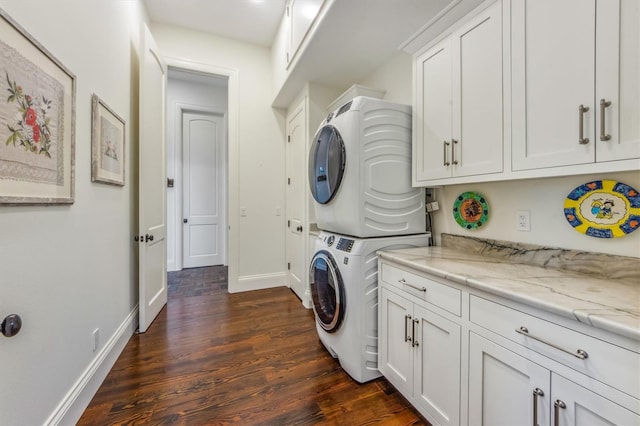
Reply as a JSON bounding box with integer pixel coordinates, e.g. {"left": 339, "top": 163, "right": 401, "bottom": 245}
{"left": 143, "top": 0, "right": 287, "bottom": 47}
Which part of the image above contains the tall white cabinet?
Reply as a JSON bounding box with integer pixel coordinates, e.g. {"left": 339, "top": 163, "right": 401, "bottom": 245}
{"left": 511, "top": 0, "right": 640, "bottom": 170}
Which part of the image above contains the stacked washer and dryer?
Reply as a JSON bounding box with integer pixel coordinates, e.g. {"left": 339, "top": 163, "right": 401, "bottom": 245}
{"left": 308, "top": 96, "right": 430, "bottom": 383}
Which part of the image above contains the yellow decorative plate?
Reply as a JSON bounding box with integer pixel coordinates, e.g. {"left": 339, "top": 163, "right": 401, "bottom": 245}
{"left": 563, "top": 180, "right": 640, "bottom": 238}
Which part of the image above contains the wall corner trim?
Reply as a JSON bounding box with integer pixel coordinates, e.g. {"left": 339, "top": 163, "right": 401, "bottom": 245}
{"left": 45, "top": 305, "right": 139, "bottom": 426}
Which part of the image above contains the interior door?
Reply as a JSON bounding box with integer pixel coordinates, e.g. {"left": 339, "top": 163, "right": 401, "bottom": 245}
{"left": 138, "top": 23, "right": 167, "bottom": 333}
{"left": 286, "top": 100, "right": 306, "bottom": 301}
{"left": 182, "top": 111, "right": 226, "bottom": 268}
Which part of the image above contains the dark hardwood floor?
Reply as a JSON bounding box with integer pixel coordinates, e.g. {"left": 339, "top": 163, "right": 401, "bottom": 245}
{"left": 79, "top": 266, "right": 426, "bottom": 425}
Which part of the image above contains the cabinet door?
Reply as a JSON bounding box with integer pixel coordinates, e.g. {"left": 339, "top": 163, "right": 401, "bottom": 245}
{"left": 469, "top": 332, "right": 551, "bottom": 426}
{"left": 451, "top": 1, "right": 503, "bottom": 177}
{"left": 413, "top": 305, "right": 461, "bottom": 426}
{"left": 596, "top": 0, "right": 640, "bottom": 162}
{"left": 511, "top": 0, "right": 596, "bottom": 170}
{"left": 414, "top": 37, "right": 453, "bottom": 182}
{"left": 551, "top": 374, "right": 640, "bottom": 425}
{"left": 379, "top": 288, "right": 414, "bottom": 396}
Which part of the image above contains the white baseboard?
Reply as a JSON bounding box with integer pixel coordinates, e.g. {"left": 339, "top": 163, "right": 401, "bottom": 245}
{"left": 45, "top": 306, "right": 139, "bottom": 426}
{"left": 230, "top": 272, "right": 286, "bottom": 293}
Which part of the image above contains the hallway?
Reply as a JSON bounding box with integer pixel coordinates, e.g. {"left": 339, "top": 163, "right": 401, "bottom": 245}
{"left": 78, "top": 267, "right": 425, "bottom": 425}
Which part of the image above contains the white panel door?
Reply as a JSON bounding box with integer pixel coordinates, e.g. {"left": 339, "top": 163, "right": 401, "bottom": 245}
{"left": 378, "top": 288, "right": 414, "bottom": 397}
{"left": 511, "top": 0, "right": 596, "bottom": 170}
{"left": 469, "top": 332, "right": 551, "bottom": 426}
{"left": 413, "top": 305, "right": 461, "bottom": 426}
{"left": 139, "top": 23, "right": 167, "bottom": 333}
{"left": 415, "top": 37, "right": 453, "bottom": 182}
{"left": 182, "top": 112, "right": 226, "bottom": 268}
{"left": 596, "top": 0, "right": 640, "bottom": 162}
{"left": 285, "top": 99, "right": 306, "bottom": 302}
{"left": 452, "top": 1, "right": 503, "bottom": 177}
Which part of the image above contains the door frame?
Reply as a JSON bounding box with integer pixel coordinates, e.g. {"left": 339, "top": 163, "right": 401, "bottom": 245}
{"left": 179, "top": 107, "right": 228, "bottom": 269}
{"left": 165, "top": 56, "right": 240, "bottom": 292}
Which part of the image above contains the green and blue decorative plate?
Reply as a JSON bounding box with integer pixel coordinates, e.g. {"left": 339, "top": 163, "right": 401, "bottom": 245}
{"left": 564, "top": 180, "right": 640, "bottom": 238}
{"left": 453, "top": 191, "right": 489, "bottom": 230}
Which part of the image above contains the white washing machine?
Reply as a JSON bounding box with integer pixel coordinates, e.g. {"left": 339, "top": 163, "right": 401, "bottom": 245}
{"left": 309, "top": 96, "right": 425, "bottom": 238}
{"left": 309, "top": 230, "right": 430, "bottom": 383}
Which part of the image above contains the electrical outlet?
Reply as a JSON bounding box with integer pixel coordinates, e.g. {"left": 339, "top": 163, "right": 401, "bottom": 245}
{"left": 516, "top": 210, "right": 531, "bottom": 232}
{"left": 426, "top": 201, "right": 440, "bottom": 212}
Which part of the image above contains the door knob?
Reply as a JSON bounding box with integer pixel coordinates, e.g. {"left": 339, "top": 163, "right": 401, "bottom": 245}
{"left": 1, "top": 314, "right": 22, "bottom": 337}
{"left": 183, "top": 218, "right": 188, "bottom": 223}
{"left": 145, "top": 234, "right": 154, "bottom": 242}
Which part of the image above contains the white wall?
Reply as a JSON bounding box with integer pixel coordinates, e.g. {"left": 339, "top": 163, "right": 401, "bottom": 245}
{"left": 359, "top": 51, "right": 413, "bottom": 104}
{"left": 361, "top": 55, "right": 640, "bottom": 258}
{"left": 166, "top": 76, "right": 228, "bottom": 272}
{"left": 0, "top": 1, "right": 146, "bottom": 424}
{"left": 151, "top": 24, "right": 286, "bottom": 282}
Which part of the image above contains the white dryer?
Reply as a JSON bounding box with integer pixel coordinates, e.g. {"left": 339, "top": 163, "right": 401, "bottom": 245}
{"left": 309, "top": 230, "right": 430, "bottom": 383}
{"left": 309, "top": 96, "right": 425, "bottom": 238}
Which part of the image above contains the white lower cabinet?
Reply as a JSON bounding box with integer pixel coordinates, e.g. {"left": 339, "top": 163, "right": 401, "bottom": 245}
{"left": 469, "top": 332, "right": 551, "bottom": 426}
{"left": 378, "top": 260, "right": 640, "bottom": 426}
{"left": 379, "top": 287, "right": 461, "bottom": 426}
{"left": 469, "top": 331, "right": 639, "bottom": 426}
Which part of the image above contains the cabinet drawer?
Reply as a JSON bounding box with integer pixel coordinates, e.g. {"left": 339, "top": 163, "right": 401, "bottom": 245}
{"left": 381, "top": 264, "right": 461, "bottom": 316}
{"left": 470, "top": 295, "right": 640, "bottom": 399}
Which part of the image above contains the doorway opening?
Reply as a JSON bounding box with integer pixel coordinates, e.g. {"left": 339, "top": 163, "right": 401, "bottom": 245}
{"left": 166, "top": 68, "right": 229, "bottom": 272}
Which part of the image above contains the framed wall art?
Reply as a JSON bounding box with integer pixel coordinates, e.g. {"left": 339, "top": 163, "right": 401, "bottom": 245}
{"left": 0, "top": 8, "right": 76, "bottom": 204}
{"left": 91, "top": 94, "right": 125, "bottom": 186}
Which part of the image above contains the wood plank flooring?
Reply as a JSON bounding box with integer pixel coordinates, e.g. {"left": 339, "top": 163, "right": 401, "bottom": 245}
{"left": 79, "top": 266, "right": 427, "bottom": 425}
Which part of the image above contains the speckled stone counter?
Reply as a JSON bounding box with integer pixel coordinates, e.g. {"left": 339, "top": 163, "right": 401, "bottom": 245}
{"left": 378, "top": 234, "right": 640, "bottom": 341}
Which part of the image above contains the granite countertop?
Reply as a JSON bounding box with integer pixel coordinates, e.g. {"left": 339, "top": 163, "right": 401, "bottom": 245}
{"left": 378, "top": 236, "right": 640, "bottom": 342}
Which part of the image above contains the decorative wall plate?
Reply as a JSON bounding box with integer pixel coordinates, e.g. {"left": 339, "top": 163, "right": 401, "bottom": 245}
{"left": 453, "top": 191, "right": 489, "bottom": 229}
{"left": 563, "top": 180, "right": 640, "bottom": 238}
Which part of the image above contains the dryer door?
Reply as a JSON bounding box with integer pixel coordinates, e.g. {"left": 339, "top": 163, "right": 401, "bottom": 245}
{"left": 309, "top": 250, "right": 346, "bottom": 332}
{"left": 309, "top": 125, "right": 345, "bottom": 205}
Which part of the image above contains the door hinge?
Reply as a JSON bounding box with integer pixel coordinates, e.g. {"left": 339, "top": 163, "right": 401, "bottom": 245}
{"left": 287, "top": 177, "right": 291, "bottom": 185}
{"left": 287, "top": 262, "right": 291, "bottom": 270}
{"left": 288, "top": 135, "right": 290, "bottom": 142}
{"left": 287, "top": 220, "right": 291, "bottom": 228}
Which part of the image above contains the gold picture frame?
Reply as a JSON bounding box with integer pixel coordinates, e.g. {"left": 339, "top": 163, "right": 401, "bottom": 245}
{"left": 0, "top": 8, "right": 76, "bottom": 204}
{"left": 91, "top": 94, "right": 125, "bottom": 186}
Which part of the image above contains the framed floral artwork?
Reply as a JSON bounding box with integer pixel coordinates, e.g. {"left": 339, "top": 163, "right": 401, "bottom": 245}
{"left": 91, "top": 94, "right": 125, "bottom": 186}
{"left": 0, "top": 8, "right": 76, "bottom": 204}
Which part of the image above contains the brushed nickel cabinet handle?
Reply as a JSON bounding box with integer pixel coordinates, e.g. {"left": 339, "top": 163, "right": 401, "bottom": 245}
{"left": 554, "top": 400, "right": 566, "bottom": 426}
{"left": 404, "top": 314, "right": 412, "bottom": 343}
{"left": 516, "top": 327, "right": 588, "bottom": 359}
{"left": 412, "top": 318, "right": 419, "bottom": 347}
{"left": 452, "top": 139, "right": 459, "bottom": 165}
{"left": 443, "top": 141, "right": 451, "bottom": 166}
{"left": 533, "top": 388, "right": 544, "bottom": 426}
{"left": 600, "top": 99, "right": 612, "bottom": 141}
{"left": 398, "top": 278, "right": 426, "bottom": 293}
{"left": 579, "top": 104, "right": 590, "bottom": 144}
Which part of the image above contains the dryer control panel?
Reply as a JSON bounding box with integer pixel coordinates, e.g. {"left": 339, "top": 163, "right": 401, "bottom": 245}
{"left": 336, "top": 238, "right": 354, "bottom": 252}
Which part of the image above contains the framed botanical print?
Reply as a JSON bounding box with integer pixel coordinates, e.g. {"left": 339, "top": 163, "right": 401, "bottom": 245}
{"left": 91, "top": 94, "right": 125, "bottom": 186}
{"left": 0, "top": 8, "right": 76, "bottom": 204}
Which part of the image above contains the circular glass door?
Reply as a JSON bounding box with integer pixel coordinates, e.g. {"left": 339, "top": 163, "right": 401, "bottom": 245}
{"left": 309, "top": 250, "right": 345, "bottom": 332}
{"left": 308, "top": 125, "right": 346, "bottom": 205}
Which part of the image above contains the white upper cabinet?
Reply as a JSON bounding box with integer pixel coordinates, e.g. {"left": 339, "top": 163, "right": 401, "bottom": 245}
{"left": 511, "top": 0, "right": 639, "bottom": 171}
{"left": 596, "top": 0, "right": 640, "bottom": 163}
{"left": 414, "top": 1, "right": 503, "bottom": 185}
{"left": 285, "top": 0, "right": 323, "bottom": 66}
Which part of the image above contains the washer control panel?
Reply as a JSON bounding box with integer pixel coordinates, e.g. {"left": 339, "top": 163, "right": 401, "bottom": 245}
{"left": 336, "top": 238, "right": 354, "bottom": 252}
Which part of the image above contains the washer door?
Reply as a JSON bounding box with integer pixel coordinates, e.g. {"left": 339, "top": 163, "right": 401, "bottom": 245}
{"left": 309, "top": 250, "right": 346, "bottom": 332}
{"left": 308, "top": 125, "right": 346, "bottom": 205}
